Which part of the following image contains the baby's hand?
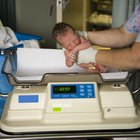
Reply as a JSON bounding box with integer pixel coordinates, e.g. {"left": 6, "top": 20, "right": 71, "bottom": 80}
{"left": 64, "top": 50, "right": 79, "bottom": 67}
{"left": 66, "top": 51, "right": 78, "bottom": 63}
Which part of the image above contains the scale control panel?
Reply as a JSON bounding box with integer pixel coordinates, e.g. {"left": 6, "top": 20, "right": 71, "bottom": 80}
{"left": 51, "top": 83, "right": 96, "bottom": 99}
{"left": 9, "top": 82, "right": 98, "bottom": 112}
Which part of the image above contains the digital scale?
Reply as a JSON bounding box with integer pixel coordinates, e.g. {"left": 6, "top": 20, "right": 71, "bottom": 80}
{"left": 1, "top": 74, "right": 140, "bottom": 134}
{"left": 1, "top": 48, "right": 140, "bottom": 138}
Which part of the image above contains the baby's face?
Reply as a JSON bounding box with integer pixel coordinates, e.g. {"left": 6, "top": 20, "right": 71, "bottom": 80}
{"left": 56, "top": 28, "right": 80, "bottom": 51}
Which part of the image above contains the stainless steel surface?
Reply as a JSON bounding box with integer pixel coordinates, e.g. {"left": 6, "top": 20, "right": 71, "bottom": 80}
{"left": 0, "top": 129, "right": 140, "bottom": 139}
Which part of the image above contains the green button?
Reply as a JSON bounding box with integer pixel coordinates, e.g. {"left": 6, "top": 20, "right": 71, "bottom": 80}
{"left": 53, "top": 107, "right": 61, "bottom": 112}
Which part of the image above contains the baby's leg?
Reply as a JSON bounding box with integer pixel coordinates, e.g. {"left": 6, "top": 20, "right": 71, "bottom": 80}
{"left": 94, "top": 63, "right": 109, "bottom": 73}
{"left": 80, "top": 63, "right": 109, "bottom": 73}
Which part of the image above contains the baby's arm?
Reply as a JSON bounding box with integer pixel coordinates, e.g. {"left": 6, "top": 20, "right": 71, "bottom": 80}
{"left": 64, "top": 50, "right": 77, "bottom": 67}
{"left": 64, "top": 36, "right": 92, "bottom": 67}
{"left": 72, "top": 36, "right": 91, "bottom": 53}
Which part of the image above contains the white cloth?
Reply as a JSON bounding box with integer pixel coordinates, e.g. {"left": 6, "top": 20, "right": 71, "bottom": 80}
{"left": 19, "top": 39, "right": 40, "bottom": 48}
{"left": 76, "top": 31, "right": 98, "bottom": 64}
{"left": 77, "top": 47, "right": 98, "bottom": 64}
{"left": 0, "top": 26, "right": 18, "bottom": 48}
{"left": 76, "top": 31, "right": 88, "bottom": 39}
{"left": 0, "top": 26, "right": 40, "bottom": 49}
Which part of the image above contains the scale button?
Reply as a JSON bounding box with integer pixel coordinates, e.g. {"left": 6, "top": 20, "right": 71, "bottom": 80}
{"left": 88, "top": 93, "right": 93, "bottom": 96}
{"left": 80, "top": 93, "right": 85, "bottom": 96}
{"left": 87, "top": 85, "right": 92, "bottom": 88}
{"left": 79, "top": 85, "right": 84, "bottom": 88}
{"left": 80, "top": 89, "right": 85, "bottom": 92}
{"left": 87, "top": 89, "right": 92, "bottom": 92}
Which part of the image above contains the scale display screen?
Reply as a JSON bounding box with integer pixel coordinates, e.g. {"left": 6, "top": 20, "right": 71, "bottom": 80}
{"left": 51, "top": 83, "right": 95, "bottom": 99}
{"left": 53, "top": 85, "right": 76, "bottom": 94}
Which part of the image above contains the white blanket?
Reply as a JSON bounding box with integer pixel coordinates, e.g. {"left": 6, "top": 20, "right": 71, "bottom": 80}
{"left": 0, "top": 26, "right": 39, "bottom": 48}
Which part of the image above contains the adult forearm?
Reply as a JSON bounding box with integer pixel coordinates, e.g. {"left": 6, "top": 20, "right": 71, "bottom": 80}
{"left": 88, "top": 28, "right": 137, "bottom": 48}
{"left": 96, "top": 43, "right": 140, "bottom": 70}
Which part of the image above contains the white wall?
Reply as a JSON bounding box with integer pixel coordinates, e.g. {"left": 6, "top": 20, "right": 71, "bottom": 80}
{"left": 112, "top": 0, "right": 140, "bottom": 28}
{"left": 15, "top": 0, "right": 56, "bottom": 48}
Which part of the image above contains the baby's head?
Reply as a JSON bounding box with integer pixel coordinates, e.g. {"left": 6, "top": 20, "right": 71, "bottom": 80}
{"left": 52, "top": 22, "right": 81, "bottom": 51}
